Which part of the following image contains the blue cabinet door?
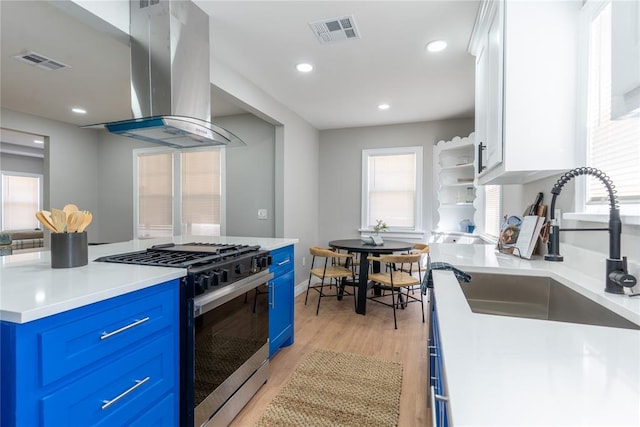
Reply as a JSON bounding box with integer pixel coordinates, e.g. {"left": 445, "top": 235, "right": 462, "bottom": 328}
{"left": 269, "top": 269, "right": 294, "bottom": 356}
{"left": 269, "top": 245, "right": 294, "bottom": 357}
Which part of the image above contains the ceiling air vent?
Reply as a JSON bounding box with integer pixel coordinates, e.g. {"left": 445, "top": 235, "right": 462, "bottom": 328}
{"left": 309, "top": 15, "right": 360, "bottom": 44}
{"left": 12, "top": 51, "right": 70, "bottom": 71}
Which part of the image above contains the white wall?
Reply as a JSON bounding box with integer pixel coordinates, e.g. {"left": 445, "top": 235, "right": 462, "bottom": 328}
{"left": 318, "top": 119, "right": 475, "bottom": 245}
{"left": 0, "top": 152, "right": 43, "bottom": 176}
{"left": 0, "top": 108, "right": 100, "bottom": 243}
{"left": 211, "top": 59, "right": 320, "bottom": 286}
{"left": 95, "top": 131, "right": 153, "bottom": 243}
{"left": 216, "top": 113, "right": 276, "bottom": 238}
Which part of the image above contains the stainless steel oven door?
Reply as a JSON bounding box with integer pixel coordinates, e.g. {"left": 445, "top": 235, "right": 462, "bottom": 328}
{"left": 193, "top": 270, "right": 273, "bottom": 427}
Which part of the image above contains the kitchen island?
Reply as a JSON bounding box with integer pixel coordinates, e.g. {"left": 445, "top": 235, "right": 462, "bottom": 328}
{"left": 428, "top": 243, "right": 640, "bottom": 426}
{"left": 0, "top": 235, "right": 297, "bottom": 427}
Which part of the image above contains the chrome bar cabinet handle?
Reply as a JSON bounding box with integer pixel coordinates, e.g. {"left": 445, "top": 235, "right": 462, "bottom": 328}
{"left": 101, "top": 376, "right": 150, "bottom": 410}
{"left": 101, "top": 317, "right": 150, "bottom": 340}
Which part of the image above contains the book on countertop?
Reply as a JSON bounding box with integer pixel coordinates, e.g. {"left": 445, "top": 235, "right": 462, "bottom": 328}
{"left": 514, "top": 215, "right": 545, "bottom": 259}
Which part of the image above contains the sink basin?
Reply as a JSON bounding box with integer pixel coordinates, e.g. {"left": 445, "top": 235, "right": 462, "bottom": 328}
{"left": 460, "top": 273, "right": 640, "bottom": 330}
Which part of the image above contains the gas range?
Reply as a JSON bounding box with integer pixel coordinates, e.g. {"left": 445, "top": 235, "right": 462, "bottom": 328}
{"left": 97, "top": 241, "right": 274, "bottom": 426}
{"left": 95, "top": 242, "right": 272, "bottom": 296}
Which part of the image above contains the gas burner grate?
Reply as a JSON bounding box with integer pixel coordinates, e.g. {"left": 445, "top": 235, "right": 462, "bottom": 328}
{"left": 95, "top": 242, "right": 263, "bottom": 269}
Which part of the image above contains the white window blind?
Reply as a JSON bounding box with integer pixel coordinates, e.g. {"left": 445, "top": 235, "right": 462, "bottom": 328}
{"left": 483, "top": 185, "right": 501, "bottom": 237}
{"left": 587, "top": 3, "right": 640, "bottom": 205}
{"left": 136, "top": 149, "right": 222, "bottom": 239}
{"left": 181, "top": 150, "right": 221, "bottom": 235}
{"left": 1, "top": 173, "right": 41, "bottom": 230}
{"left": 137, "top": 152, "right": 173, "bottom": 238}
{"left": 362, "top": 147, "right": 423, "bottom": 231}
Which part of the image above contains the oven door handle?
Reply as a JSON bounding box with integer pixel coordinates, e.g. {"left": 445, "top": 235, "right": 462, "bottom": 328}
{"left": 194, "top": 271, "right": 274, "bottom": 316}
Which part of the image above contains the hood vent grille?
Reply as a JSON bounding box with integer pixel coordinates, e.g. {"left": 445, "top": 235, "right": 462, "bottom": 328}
{"left": 309, "top": 15, "right": 360, "bottom": 44}
{"left": 13, "top": 50, "right": 69, "bottom": 71}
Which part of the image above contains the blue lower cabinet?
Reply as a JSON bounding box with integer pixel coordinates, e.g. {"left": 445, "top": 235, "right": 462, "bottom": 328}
{"left": 128, "top": 393, "right": 177, "bottom": 427}
{"left": 0, "top": 280, "right": 180, "bottom": 427}
{"left": 269, "top": 245, "right": 295, "bottom": 357}
{"left": 428, "top": 293, "right": 449, "bottom": 427}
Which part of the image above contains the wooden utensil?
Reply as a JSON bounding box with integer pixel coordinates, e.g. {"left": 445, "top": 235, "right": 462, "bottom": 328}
{"left": 63, "top": 204, "right": 79, "bottom": 216}
{"left": 77, "top": 211, "right": 93, "bottom": 232}
{"left": 35, "top": 211, "right": 57, "bottom": 233}
{"left": 51, "top": 208, "right": 67, "bottom": 233}
{"left": 67, "top": 211, "right": 85, "bottom": 233}
{"left": 41, "top": 210, "right": 59, "bottom": 231}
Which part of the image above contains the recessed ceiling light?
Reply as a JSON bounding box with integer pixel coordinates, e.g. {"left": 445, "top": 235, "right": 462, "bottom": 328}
{"left": 33, "top": 139, "right": 44, "bottom": 144}
{"left": 72, "top": 107, "right": 87, "bottom": 114}
{"left": 426, "top": 40, "right": 447, "bottom": 53}
{"left": 296, "top": 63, "right": 313, "bottom": 73}
{"left": 378, "top": 103, "right": 390, "bottom": 110}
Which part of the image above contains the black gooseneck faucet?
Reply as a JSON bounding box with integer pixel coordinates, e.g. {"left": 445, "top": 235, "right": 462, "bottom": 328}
{"left": 544, "top": 167, "right": 637, "bottom": 294}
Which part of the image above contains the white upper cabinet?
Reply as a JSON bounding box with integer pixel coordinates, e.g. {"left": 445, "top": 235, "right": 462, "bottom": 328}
{"left": 611, "top": 0, "right": 640, "bottom": 119}
{"left": 471, "top": 1, "right": 503, "bottom": 175}
{"left": 469, "top": 0, "right": 580, "bottom": 185}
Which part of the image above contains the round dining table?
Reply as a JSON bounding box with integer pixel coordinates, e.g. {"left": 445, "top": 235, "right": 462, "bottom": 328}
{"left": 328, "top": 239, "right": 414, "bottom": 315}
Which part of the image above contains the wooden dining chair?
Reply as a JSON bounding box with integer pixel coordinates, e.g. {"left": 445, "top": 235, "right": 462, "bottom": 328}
{"left": 305, "top": 246, "right": 357, "bottom": 315}
{"left": 366, "top": 253, "right": 425, "bottom": 329}
{"left": 401, "top": 243, "right": 430, "bottom": 291}
{"left": 334, "top": 248, "right": 363, "bottom": 280}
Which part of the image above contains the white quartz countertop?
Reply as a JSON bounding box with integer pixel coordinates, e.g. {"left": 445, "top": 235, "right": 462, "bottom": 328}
{"left": 1, "top": 235, "right": 298, "bottom": 324}
{"left": 429, "top": 243, "right": 640, "bottom": 426}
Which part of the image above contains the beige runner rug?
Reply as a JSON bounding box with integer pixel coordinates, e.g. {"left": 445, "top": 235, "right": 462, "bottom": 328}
{"left": 256, "top": 349, "right": 403, "bottom": 427}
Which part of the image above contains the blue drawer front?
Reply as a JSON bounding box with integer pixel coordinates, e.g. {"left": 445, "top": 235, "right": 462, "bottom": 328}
{"left": 269, "top": 245, "right": 294, "bottom": 277}
{"left": 40, "top": 331, "right": 177, "bottom": 427}
{"left": 127, "top": 393, "right": 177, "bottom": 427}
{"left": 39, "top": 281, "right": 177, "bottom": 386}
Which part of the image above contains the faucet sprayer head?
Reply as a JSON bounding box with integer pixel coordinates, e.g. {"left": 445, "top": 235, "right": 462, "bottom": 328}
{"left": 550, "top": 167, "right": 618, "bottom": 210}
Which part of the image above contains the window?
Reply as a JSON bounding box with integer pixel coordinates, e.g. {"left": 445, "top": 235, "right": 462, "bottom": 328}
{"left": 1, "top": 172, "right": 42, "bottom": 230}
{"left": 483, "top": 184, "right": 502, "bottom": 237}
{"left": 135, "top": 148, "right": 223, "bottom": 238}
{"left": 580, "top": 1, "right": 640, "bottom": 215}
{"left": 361, "top": 146, "right": 422, "bottom": 232}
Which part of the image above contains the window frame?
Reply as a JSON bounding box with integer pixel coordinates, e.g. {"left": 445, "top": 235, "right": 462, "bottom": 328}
{"left": 570, "top": 0, "right": 640, "bottom": 225}
{"left": 360, "top": 146, "right": 423, "bottom": 236}
{"left": 133, "top": 147, "right": 226, "bottom": 238}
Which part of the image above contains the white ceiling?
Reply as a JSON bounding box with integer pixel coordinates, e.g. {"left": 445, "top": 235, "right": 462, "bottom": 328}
{"left": 1, "top": 1, "right": 479, "bottom": 136}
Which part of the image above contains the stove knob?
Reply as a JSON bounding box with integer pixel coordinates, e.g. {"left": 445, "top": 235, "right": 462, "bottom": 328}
{"left": 235, "top": 264, "right": 244, "bottom": 275}
{"left": 211, "top": 270, "right": 228, "bottom": 286}
{"left": 211, "top": 271, "right": 221, "bottom": 286}
{"left": 197, "top": 275, "right": 209, "bottom": 291}
{"left": 257, "top": 255, "right": 270, "bottom": 268}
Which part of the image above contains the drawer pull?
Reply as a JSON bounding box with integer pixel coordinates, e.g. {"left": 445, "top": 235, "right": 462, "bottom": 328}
{"left": 101, "top": 376, "right": 150, "bottom": 410}
{"left": 434, "top": 393, "right": 449, "bottom": 402}
{"left": 277, "top": 258, "right": 291, "bottom": 266}
{"left": 101, "top": 317, "right": 150, "bottom": 340}
{"left": 269, "top": 281, "right": 275, "bottom": 308}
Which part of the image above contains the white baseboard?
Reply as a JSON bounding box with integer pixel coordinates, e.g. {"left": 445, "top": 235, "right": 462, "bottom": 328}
{"left": 294, "top": 281, "right": 308, "bottom": 297}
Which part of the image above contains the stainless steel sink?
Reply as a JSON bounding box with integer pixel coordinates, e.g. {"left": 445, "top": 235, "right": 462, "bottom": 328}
{"left": 460, "top": 273, "right": 640, "bottom": 330}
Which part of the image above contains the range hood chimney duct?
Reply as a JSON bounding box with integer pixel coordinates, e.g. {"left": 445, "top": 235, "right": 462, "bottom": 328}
{"left": 86, "top": 0, "right": 243, "bottom": 148}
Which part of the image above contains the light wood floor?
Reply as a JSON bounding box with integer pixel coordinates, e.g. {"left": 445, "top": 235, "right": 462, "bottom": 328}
{"left": 230, "top": 285, "right": 431, "bottom": 426}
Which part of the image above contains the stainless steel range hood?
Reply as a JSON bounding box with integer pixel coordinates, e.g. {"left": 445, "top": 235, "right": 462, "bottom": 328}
{"left": 86, "top": 0, "right": 243, "bottom": 148}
